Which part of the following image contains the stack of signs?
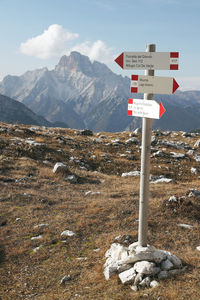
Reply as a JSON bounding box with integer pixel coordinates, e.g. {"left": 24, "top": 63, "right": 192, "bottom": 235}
{"left": 115, "top": 51, "right": 179, "bottom": 119}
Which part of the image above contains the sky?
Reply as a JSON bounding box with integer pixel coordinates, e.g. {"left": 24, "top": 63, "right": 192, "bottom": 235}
{"left": 0, "top": 0, "right": 200, "bottom": 91}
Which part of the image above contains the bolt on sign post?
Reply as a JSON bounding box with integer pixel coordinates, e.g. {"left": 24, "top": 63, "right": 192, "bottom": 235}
{"left": 115, "top": 44, "right": 179, "bottom": 247}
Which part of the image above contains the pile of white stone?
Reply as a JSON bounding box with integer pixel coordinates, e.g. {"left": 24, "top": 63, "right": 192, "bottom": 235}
{"left": 104, "top": 242, "right": 186, "bottom": 291}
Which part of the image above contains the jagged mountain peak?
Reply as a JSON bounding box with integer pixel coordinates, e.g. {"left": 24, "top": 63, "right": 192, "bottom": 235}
{"left": 55, "top": 51, "right": 112, "bottom": 78}
{"left": 56, "top": 51, "right": 93, "bottom": 76}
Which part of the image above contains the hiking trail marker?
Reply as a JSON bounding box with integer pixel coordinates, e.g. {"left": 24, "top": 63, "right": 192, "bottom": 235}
{"left": 131, "top": 75, "right": 179, "bottom": 94}
{"left": 128, "top": 98, "right": 165, "bottom": 119}
{"left": 115, "top": 44, "right": 179, "bottom": 247}
{"left": 115, "top": 52, "right": 179, "bottom": 70}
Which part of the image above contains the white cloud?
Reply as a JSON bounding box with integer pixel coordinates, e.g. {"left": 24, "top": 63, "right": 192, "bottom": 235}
{"left": 19, "top": 24, "right": 114, "bottom": 64}
{"left": 70, "top": 40, "right": 114, "bottom": 63}
{"left": 20, "top": 24, "right": 79, "bottom": 59}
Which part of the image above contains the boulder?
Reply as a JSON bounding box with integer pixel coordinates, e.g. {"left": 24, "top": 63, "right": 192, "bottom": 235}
{"left": 133, "top": 261, "right": 157, "bottom": 275}
{"left": 119, "top": 267, "right": 136, "bottom": 285}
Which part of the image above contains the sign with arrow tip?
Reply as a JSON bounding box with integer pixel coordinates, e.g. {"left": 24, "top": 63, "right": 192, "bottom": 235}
{"left": 115, "top": 52, "right": 179, "bottom": 70}
{"left": 131, "top": 75, "right": 179, "bottom": 94}
{"left": 128, "top": 98, "right": 166, "bottom": 119}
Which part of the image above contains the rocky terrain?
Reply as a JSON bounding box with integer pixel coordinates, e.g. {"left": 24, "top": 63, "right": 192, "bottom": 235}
{"left": 0, "top": 122, "right": 200, "bottom": 299}
{"left": 0, "top": 51, "right": 200, "bottom": 132}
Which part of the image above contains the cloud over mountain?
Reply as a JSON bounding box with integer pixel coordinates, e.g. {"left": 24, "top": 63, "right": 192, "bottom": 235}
{"left": 19, "top": 24, "right": 79, "bottom": 59}
{"left": 19, "top": 24, "right": 114, "bottom": 64}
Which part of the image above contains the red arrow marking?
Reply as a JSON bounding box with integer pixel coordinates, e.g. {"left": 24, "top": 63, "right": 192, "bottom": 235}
{"left": 172, "top": 78, "right": 179, "bottom": 93}
{"left": 159, "top": 103, "right": 166, "bottom": 118}
{"left": 115, "top": 53, "right": 124, "bottom": 69}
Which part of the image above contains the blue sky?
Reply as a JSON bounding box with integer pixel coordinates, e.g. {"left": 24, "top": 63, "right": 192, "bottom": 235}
{"left": 0, "top": 0, "right": 200, "bottom": 90}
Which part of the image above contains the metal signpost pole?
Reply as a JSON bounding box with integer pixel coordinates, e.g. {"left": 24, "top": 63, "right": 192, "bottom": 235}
{"left": 138, "top": 44, "right": 156, "bottom": 247}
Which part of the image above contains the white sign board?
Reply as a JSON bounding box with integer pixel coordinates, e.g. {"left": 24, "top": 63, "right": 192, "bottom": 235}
{"left": 128, "top": 98, "right": 165, "bottom": 119}
{"left": 115, "top": 52, "right": 179, "bottom": 70}
{"left": 131, "top": 75, "right": 179, "bottom": 94}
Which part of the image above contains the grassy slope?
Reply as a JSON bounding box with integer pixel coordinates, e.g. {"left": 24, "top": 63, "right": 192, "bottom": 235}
{"left": 0, "top": 122, "right": 200, "bottom": 300}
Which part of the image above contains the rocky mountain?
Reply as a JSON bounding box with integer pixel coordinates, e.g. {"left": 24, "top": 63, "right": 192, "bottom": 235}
{"left": 0, "top": 94, "right": 55, "bottom": 126}
{"left": 0, "top": 51, "right": 200, "bottom": 132}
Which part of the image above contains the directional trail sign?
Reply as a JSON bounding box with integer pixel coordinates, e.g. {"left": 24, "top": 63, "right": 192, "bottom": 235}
{"left": 128, "top": 98, "right": 165, "bottom": 119}
{"left": 131, "top": 75, "right": 179, "bottom": 94}
{"left": 115, "top": 52, "right": 179, "bottom": 70}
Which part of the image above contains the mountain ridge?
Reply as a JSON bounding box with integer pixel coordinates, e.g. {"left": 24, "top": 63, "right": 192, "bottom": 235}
{"left": 0, "top": 51, "right": 200, "bottom": 132}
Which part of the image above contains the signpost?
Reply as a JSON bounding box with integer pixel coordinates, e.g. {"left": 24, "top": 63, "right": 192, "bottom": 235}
{"left": 115, "top": 51, "right": 179, "bottom": 70}
{"left": 131, "top": 75, "right": 179, "bottom": 94}
{"left": 115, "top": 44, "right": 179, "bottom": 247}
{"left": 128, "top": 98, "right": 165, "bottom": 119}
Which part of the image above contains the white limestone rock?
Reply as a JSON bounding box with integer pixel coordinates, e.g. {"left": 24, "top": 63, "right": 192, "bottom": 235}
{"left": 31, "top": 235, "right": 43, "bottom": 240}
{"left": 177, "top": 223, "right": 193, "bottom": 229}
{"left": 135, "top": 245, "right": 156, "bottom": 254}
{"left": 128, "top": 241, "right": 139, "bottom": 253}
{"left": 191, "top": 167, "right": 198, "bottom": 174}
{"left": 194, "top": 139, "right": 200, "bottom": 147}
{"left": 118, "top": 267, "right": 136, "bottom": 285}
{"left": 104, "top": 262, "right": 118, "bottom": 280}
{"left": 170, "top": 152, "right": 185, "bottom": 159}
{"left": 61, "top": 230, "right": 75, "bottom": 237}
{"left": 121, "top": 171, "right": 140, "bottom": 177}
{"left": 130, "top": 285, "right": 138, "bottom": 291}
{"left": 53, "top": 162, "right": 68, "bottom": 174}
{"left": 139, "top": 276, "right": 151, "bottom": 288}
{"left": 150, "top": 280, "right": 160, "bottom": 288}
{"left": 133, "top": 261, "right": 156, "bottom": 275}
{"left": 125, "top": 137, "right": 140, "bottom": 145}
{"left": 168, "top": 196, "right": 177, "bottom": 203}
{"left": 33, "top": 245, "right": 42, "bottom": 253}
{"left": 105, "top": 243, "right": 128, "bottom": 261}
{"left": 188, "top": 189, "right": 200, "bottom": 198}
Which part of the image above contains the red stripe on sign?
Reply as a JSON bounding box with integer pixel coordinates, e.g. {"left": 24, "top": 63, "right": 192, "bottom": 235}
{"left": 131, "top": 75, "right": 138, "bottom": 81}
{"left": 128, "top": 110, "right": 132, "bottom": 116}
{"left": 128, "top": 99, "right": 133, "bottom": 104}
{"left": 170, "top": 52, "right": 179, "bottom": 58}
{"left": 131, "top": 87, "right": 138, "bottom": 93}
{"left": 170, "top": 64, "right": 179, "bottom": 70}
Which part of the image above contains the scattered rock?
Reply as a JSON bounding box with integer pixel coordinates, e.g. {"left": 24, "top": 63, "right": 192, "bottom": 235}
{"left": 150, "top": 175, "right": 172, "bottom": 184}
{"left": 61, "top": 230, "right": 75, "bottom": 237}
{"left": 31, "top": 235, "right": 43, "bottom": 240}
{"left": 177, "top": 223, "right": 193, "bottom": 229}
{"left": 194, "top": 139, "right": 200, "bottom": 147}
{"left": 168, "top": 196, "right": 177, "bottom": 203}
{"left": 191, "top": 167, "right": 198, "bottom": 175}
{"left": 34, "top": 223, "right": 48, "bottom": 229}
{"left": 121, "top": 171, "right": 140, "bottom": 177}
{"left": 53, "top": 162, "right": 70, "bottom": 175}
{"left": 150, "top": 280, "right": 160, "bottom": 288}
{"left": 33, "top": 245, "right": 42, "bottom": 253}
{"left": 66, "top": 174, "right": 77, "bottom": 183}
{"left": 60, "top": 275, "right": 71, "bottom": 285}
{"left": 125, "top": 137, "right": 140, "bottom": 145}
{"left": 188, "top": 189, "right": 200, "bottom": 198}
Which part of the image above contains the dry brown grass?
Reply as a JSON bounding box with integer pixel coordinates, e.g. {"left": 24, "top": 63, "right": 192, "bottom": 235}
{"left": 0, "top": 123, "right": 200, "bottom": 299}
